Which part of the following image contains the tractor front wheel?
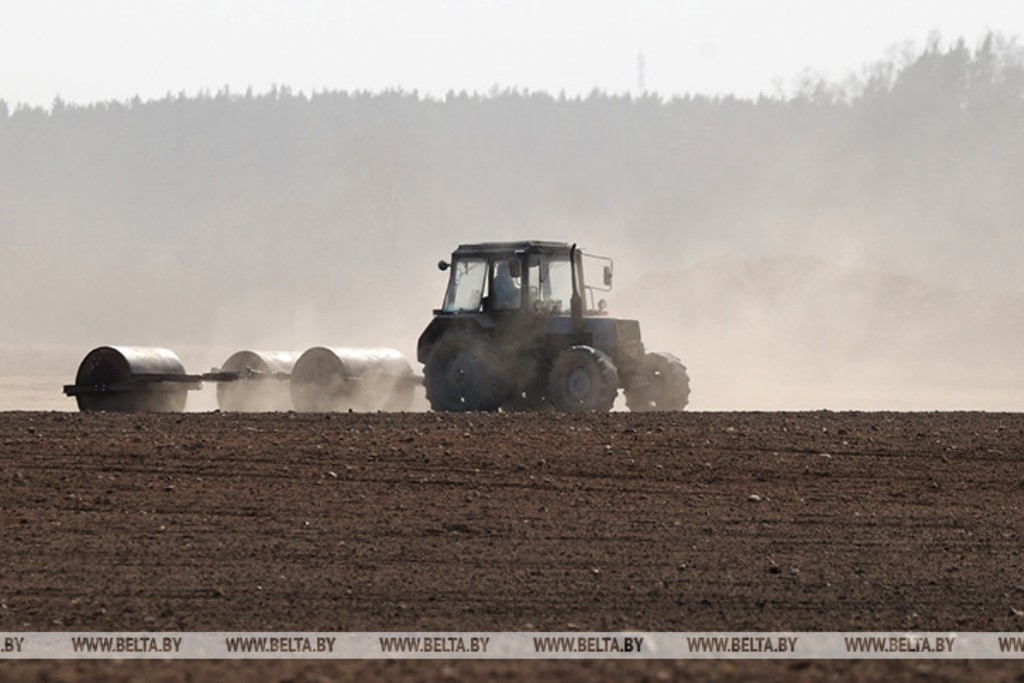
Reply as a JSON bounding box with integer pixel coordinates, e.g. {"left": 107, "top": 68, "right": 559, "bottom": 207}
{"left": 548, "top": 346, "right": 619, "bottom": 413}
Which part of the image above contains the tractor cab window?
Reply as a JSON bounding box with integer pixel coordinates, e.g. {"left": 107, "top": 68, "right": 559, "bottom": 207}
{"left": 489, "top": 259, "right": 523, "bottom": 310}
{"left": 527, "top": 254, "right": 574, "bottom": 315}
{"left": 442, "top": 258, "right": 488, "bottom": 312}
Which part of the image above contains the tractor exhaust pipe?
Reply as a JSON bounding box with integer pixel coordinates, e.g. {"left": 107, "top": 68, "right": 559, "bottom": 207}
{"left": 569, "top": 243, "right": 584, "bottom": 333}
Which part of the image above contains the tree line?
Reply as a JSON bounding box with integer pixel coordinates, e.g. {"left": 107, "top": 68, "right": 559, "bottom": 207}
{"left": 0, "top": 34, "right": 1020, "bottom": 344}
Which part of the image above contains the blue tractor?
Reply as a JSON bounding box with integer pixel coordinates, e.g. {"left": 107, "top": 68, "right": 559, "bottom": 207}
{"left": 417, "top": 241, "right": 690, "bottom": 412}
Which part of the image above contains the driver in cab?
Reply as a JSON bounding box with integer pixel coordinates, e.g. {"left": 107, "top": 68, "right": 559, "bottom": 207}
{"left": 490, "top": 260, "right": 521, "bottom": 310}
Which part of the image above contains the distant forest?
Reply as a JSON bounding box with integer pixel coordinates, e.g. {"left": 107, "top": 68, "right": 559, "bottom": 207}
{"left": 1, "top": 34, "right": 1022, "bottom": 345}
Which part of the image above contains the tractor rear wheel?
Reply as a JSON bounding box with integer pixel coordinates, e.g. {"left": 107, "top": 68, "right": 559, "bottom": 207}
{"left": 548, "top": 346, "right": 618, "bottom": 413}
{"left": 624, "top": 352, "right": 690, "bottom": 411}
{"left": 424, "top": 329, "right": 510, "bottom": 411}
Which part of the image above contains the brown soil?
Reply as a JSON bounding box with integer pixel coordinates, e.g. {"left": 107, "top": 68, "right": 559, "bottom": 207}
{"left": 1, "top": 411, "right": 1023, "bottom": 681}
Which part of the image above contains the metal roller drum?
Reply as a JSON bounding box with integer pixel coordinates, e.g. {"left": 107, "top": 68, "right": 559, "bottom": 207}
{"left": 290, "top": 347, "right": 414, "bottom": 412}
{"left": 215, "top": 350, "right": 299, "bottom": 412}
{"left": 71, "top": 346, "right": 192, "bottom": 412}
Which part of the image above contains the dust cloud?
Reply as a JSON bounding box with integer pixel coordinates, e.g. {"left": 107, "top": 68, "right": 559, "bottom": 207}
{"left": 1, "top": 36, "right": 1021, "bottom": 411}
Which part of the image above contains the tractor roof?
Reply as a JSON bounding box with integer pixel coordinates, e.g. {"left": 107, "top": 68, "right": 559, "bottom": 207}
{"left": 452, "top": 240, "right": 572, "bottom": 257}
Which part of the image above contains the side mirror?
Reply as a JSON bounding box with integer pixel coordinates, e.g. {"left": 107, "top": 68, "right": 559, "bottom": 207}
{"left": 507, "top": 258, "right": 522, "bottom": 279}
{"left": 603, "top": 265, "right": 613, "bottom": 287}
{"left": 438, "top": 260, "right": 450, "bottom": 271}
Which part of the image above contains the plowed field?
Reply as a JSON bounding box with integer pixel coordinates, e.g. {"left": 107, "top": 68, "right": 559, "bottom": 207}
{"left": 1, "top": 411, "right": 1022, "bottom": 681}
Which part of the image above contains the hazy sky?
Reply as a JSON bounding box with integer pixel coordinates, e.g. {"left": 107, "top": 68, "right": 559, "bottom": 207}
{"left": 3, "top": 0, "right": 1023, "bottom": 107}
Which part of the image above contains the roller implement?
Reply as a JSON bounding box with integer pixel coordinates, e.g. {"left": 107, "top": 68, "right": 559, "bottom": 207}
{"left": 64, "top": 346, "right": 416, "bottom": 413}
{"left": 64, "top": 240, "right": 690, "bottom": 412}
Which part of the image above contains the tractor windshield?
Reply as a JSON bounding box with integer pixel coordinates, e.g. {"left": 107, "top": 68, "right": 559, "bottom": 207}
{"left": 442, "top": 258, "right": 488, "bottom": 312}
{"left": 527, "top": 254, "right": 575, "bottom": 315}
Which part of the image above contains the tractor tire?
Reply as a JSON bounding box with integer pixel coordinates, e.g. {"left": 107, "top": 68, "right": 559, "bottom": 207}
{"left": 624, "top": 351, "right": 691, "bottom": 412}
{"left": 424, "top": 329, "right": 510, "bottom": 411}
{"left": 547, "top": 346, "right": 619, "bottom": 413}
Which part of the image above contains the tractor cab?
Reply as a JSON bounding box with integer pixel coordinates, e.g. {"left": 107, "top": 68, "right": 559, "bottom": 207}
{"left": 436, "top": 241, "right": 611, "bottom": 317}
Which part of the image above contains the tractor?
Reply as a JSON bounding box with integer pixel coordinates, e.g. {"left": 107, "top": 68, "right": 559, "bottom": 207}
{"left": 417, "top": 241, "right": 690, "bottom": 412}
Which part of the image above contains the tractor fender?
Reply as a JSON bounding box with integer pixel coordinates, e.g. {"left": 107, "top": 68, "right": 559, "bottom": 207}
{"left": 417, "top": 313, "right": 497, "bottom": 364}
